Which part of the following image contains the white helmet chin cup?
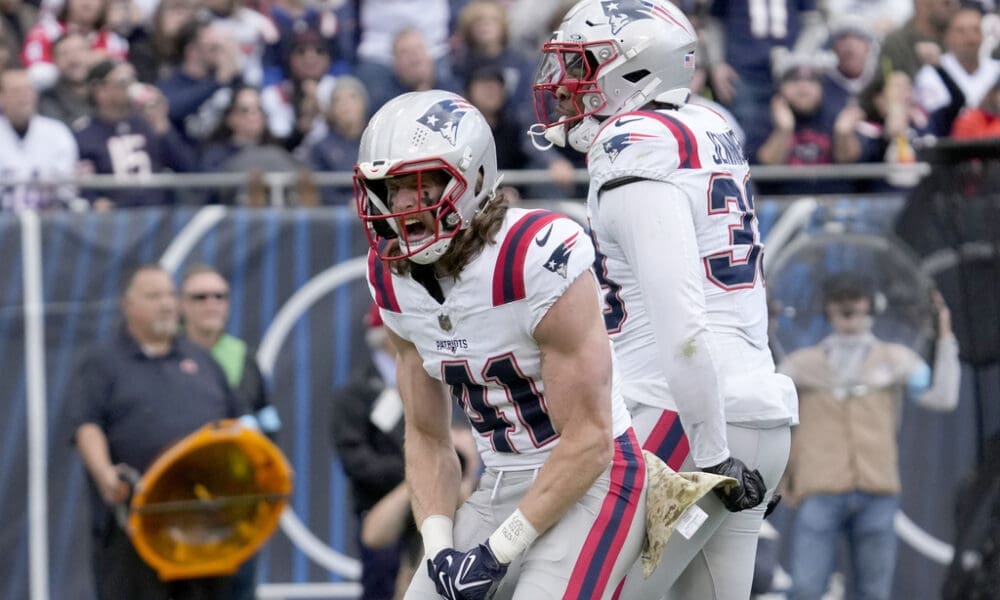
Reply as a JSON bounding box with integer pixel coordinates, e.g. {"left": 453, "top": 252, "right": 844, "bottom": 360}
{"left": 567, "top": 117, "right": 601, "bottom": 153}
{"left": 405, "top": 238, "right": 453, "bottom": 265}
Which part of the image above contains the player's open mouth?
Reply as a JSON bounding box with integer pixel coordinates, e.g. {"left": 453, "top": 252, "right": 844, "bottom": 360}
{"left": 402, "top": 217, "right": 429, "bottom": 240}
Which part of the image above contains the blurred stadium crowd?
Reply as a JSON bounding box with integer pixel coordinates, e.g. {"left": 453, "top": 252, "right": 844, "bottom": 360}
{"left": 0, "top": 0, "right": 998, "bottom": 210}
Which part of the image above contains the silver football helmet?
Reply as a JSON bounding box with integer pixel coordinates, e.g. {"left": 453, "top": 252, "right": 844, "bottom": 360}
{"left": 530, "top": 0, "right": 698, "bottom": 152}
{"left": 354, "top": 90, "right": 500, "bottom": 264}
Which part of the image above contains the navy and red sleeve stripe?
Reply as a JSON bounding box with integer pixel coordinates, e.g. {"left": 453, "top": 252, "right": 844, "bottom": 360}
{"left": 492, "top": 211, "right": 564, "bottom": 306}
{"left": 367, "top": 247, "right": 400, "bottom": 312}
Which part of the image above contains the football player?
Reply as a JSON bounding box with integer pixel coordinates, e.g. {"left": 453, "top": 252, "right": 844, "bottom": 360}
{"left": 354, "top": 89, "right": 647, "bottom": 600}
{"left": 530, "top": 1, "right": 798, "bottom": 598}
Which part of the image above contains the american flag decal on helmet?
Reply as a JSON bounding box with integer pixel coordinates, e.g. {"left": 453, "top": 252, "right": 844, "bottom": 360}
{"left": 684, "top": 51, "right": 696, "bottom": 70}
{"left": 544, "top": 232, "right": 580, "bottom": 279}
{"left": 602, "top": 131, "right": 657, "bottom": 163}
{"left": 417, "top": 98, "right": 473, "bottom": 146}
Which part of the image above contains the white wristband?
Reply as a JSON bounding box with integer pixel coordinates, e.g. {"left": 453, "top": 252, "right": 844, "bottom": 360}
{"left": 420, "top": 514, "right": 454, "bottom": 558}
{"left": 487, "top": 508, "right": 539, "bottom": 564}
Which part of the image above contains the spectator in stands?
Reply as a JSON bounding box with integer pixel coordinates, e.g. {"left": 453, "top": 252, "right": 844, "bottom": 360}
{"left": 756, "top": 55, "right": 859, "bottom": 195}
{"left": 823, "top": 0, "right": 913, "bottom": 38}
{"left": 178, "top": 263, "right": 280, "bottom": 600}
{"left": 127, "top": 0, "right": 197, "bottom": 84}
{"left": 157, "top": 18, "right": 243, "bottom": 146}
{"left": 201, "top": 84, "right": 305, "bottom": 204}
{"left": 260, "top": 26, "right": 335, "bottom": 149}
{"left": 202, "top": 0, "right": 278, "bottom": 88}
{"left": 823, "top": 15, "right": 880, "bottom": 115}
{"left": 850, "top": 66, "right": 963, "bottom": 167}
{"left": 463, "top": 65, "right": 534, "bottom": 189}
{"left": 452, "top": 0, "right": 536, "bottom": 123}
{"left": 917, "top": 4, "right": 1000, "bottom": 110}
{"left": 702, "top": 0, "right": 827, "bottom": 160}
{"left": 0, "top": 0, "right": 38, "bottom": 63}
{"left": 70, "top": 263, "right": 243, "bottom": 600}
{"left": 21, "top": 0, "right": 129, "bottom": 90}
{"left": 778, "top": 273, "right": 960, "bottom": 600}
{"left": 353, "top": 0, "right": 451, "bottom": 105}
{"left": 76, "top": 59, "right": 196, "bottom": 208}
{"left": 368, "top": 27, "right": 459, "bottom": 112}
{"left": 880, "top": 0, "right": 959, "bottom": 77}
{"left": 305, "top": 75, "right": 369, "bottom": 205}
{"left": 951, "top": 76, "right": 1000, "bottom": 139}
{"left": 0, "top": 68, "right": 79, "bottom": 212}
{"left": 38, "top": 32, "right": 97, "bottom": 126}
{"left": 262, "top": 0, "right": 346, "bottom": 85}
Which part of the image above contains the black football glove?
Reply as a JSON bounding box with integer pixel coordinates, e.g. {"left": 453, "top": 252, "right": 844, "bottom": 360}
{"left": 702, "top": 456, "right": 767, "bottom": 512}
{"left": 764, "top": 493, "right": 782, "bottom": 519}
{"left": 427, "top": 541, "right": 508, "bottom": 600}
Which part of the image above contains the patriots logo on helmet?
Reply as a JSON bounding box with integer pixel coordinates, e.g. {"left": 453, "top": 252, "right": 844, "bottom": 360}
{"left": 544, "top": 232, "right": 579, "bottom": 278}
{"left": 601, "top": 0, "right": 691, "bottom": 35}
{"left": 602, "top": 131, "right": 657, "bottom": 162}
{"left": 417, "top": 99, "right": 473, "bottom": 146}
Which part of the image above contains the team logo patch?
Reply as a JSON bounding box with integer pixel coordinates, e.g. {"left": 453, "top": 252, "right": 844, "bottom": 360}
{"left": 544, "top": 232, "right": 580, "bottom": 278}
{"left": 179, "top": 358, "right": 199, "bottom": 375}
{"left": 417, "top": 99, "right": 473, "bottom": 146}
{"left": 438, "top": 313, "right": 453, "bottom": 331}
{"left": 602, "top": 131, "right": 657, "bottom": 162}
{"left": 601, "top": 0, "right": 676, "bottom": 34}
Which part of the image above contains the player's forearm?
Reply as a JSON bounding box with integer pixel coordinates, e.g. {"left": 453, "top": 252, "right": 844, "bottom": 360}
{"left": 518, "top": 415, "right": 612, "bottom": 534}
{"left": 404, "top": 425, "right": 463, "bottom": 525}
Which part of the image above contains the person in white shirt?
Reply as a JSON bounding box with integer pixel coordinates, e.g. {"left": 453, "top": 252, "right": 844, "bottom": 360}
{"left": 0, "top": 68, "right": 79, "bottom": 211}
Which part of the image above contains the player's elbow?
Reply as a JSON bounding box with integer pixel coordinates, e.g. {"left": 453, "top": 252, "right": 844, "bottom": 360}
{"left": 568, "top": 417, "right": 615, "bottom": 474}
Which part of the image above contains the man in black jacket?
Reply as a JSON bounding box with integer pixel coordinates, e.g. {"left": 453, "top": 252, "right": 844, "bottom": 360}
{"left": 331, "top": 305, "right": 407, "bottom": 600}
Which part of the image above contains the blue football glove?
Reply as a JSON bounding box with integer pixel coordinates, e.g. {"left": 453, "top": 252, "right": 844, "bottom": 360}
{"left": 427, "top": 541, "right": 508, "bottom": 600}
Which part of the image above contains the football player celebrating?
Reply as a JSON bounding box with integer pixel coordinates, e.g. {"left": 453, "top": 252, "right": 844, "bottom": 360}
{"left": 354, "top": 89, "right": 647, "bottom": 600}
{"left": 530, "top": 1, "right": 798, "bottom": 598}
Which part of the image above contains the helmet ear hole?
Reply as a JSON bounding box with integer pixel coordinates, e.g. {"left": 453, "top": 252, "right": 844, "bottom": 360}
{"left": 623, "top": 69, "right": 650, "bottom": 83}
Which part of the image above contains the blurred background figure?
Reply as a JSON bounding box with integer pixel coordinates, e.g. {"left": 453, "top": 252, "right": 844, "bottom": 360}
{"left": 70, "top": 264, "right": 243, "bottom": 599}
{"left": 451, "top": 0, "right": 536, "bottom": 124}
{"left": 756, "top": 53, "right": 860, "bottom": 195}
{"left": 38, "top": 31, "right": 98, "bottom": 126}
{"left": 329, "top": 305, "right": 409, "bottom": 600}
{"left": 330, "top": 305, "right": 478, "bottom": 600}
{"left": 879, "top": 0, "right": 959, "bottom": 77}
{"left": 260, "top": 26, "right": 336, "bottom": 149}
{"left": 702, "top": 0, "right": 827, "bottom": 161}
{"left": 22, "top": 0, "right": 130, "bottom": 90}
{"left": 156, "top": 19, "right": 243, "bottom": 146}
{"left": 0, "top": 67, "right": 80, "bottom": 212}
{"left": 179, "top": 263, "right": 281, "bottom": 600}
{"left": 76, "top": 60, "right": 196, "bottom": 209}
{"left": 778, "top": 273, "right": 960, "bottom": 600}
{"left": 822, "top": 15, "right": 880, "bottom": 115}
{"left": 304, "top": 75, "right": 370, "bottom": 205}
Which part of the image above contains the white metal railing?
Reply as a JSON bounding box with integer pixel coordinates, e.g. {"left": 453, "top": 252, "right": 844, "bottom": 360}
{"left": 0, "top": 163, "right": 934, "bottom": 207}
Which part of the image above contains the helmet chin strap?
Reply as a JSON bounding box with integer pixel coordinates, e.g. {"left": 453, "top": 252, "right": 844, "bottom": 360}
{"left": 527, "top": 123, "right": 558, "bottom": 151}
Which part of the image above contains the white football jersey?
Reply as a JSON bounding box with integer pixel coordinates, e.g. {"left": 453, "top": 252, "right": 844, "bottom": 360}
{"left": 586, "top": 104, "right": 797, "bottom": 430}
{"left": 368, "top": 208, "right": 632, "bottom": 470}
